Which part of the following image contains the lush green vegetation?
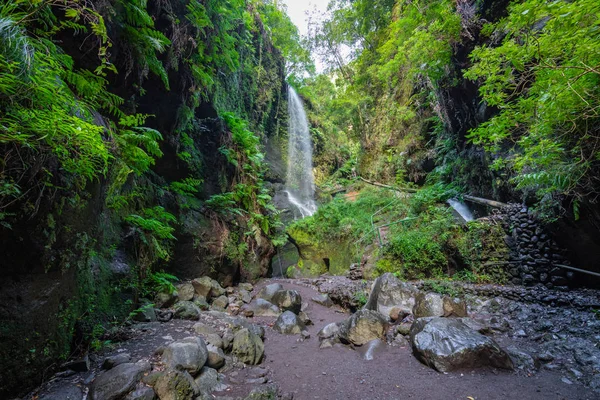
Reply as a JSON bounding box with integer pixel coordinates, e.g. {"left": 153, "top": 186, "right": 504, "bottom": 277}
{"left": 288, "top": 185, "right": 509, "bottom": 283}
{"left": 298, "top": 0, "right": 600, "bottom": 221}
{"left": 0, "top": 0, "right": 302, "bottom": 395}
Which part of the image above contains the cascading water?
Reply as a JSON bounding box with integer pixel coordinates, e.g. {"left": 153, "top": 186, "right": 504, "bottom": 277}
{"left": 286, "top": 86, "right": 317, "bottom": 218}
{"left": 447, "top": 198, "right": 475, "bottom": 222}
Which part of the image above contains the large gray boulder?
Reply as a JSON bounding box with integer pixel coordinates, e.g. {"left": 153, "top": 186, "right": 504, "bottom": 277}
{"left": 173, "top": 301, "right": 201, "bottom": 320}
{"left": 338, "top": 309, "right": 388, "bottom": 346}
{"left": 90, "top": 361, "right": 151, "bottom": 400}
{"left": 162, "top": 337, "right": 208, "bottom": 376}
{"left": 251, "top": 298, "right": 281, "bottom": 317}
{"left": 364, "top": 273, "right": 418, "bottom": 317}
{"left": 153, "top": 369, "right": 198, "bottom": 400}
{"left": 232, "top": 328, "right": 264, "bottom": 365}
{"left": 409, "top": 317, "right": 513, "bottom": 372}
{"left": 271, "top": 290, "right": 302, "bottom": 314}
{"left": 273, "top": 311, "right": 306, "bottom": 335}
{"left": 413, "top": 292, "right": 467, "bottom": 318}
{"left": 256, "top": 283, "right": 284, "bottom": 302}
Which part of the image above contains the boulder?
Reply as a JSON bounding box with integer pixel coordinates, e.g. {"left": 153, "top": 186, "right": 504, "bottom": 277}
{"left": 153, "top": 369, "right": 198, "bottom": 400}
{"left": 273, "top": 311, "right": 306, "bottom": 335}
{"left": 162, "top": 337, "right": 208, "bottom": 376}
{"left": 256, "top": 283, "right": 284, "bottom": 302}
{"left": 317, "top": 323, "right": 340, "bottom": 339}
{"left": 194, "top": 366, "right": 227, "bottom": 395}
{"left": 193, "top": 296, "right": 210, "bottom": 311}
{"left": 413, "top": 293, "right": 468, "bottom": 318}
{"left": 232, "top": 328, "right": 264, "bottom": 365}
{"left": 311, "top": 294, "right": 333, "bottom": 307}
{"left": 176, "top": 283, "right": 195, "bottom": 302}
{"left": 192, "top": 277, "right": 225, "bottom": 299}
{"left": 252, "top": 298, "right": 281, "bottom": 317}
{"left": 155, "top": 291, "right": 178, "bottom": 308}
{"left": 240, "top": 289, "right": 253, "bottom": 304}
{"left": 245, "top": 384, "right": 279, "bottom": 400}
{"left": 271, "top": 290, "right": 302, "bottom": 314}
{"left": 364, "top": 273, "right": 418, "bottom": 317}
{"left": 206, "top": 344, "right": 225, "bottom": 369}
{"left": 102, "top": 353, "right": 132, "bottom": 370}
{"left": 239, "top": 282, "right": 254, "bottom": 292}
{"left": 193, "top": 323, "right": 219, "bottom": 336}
{"left": 211, "top": 295, "right": 229, "bottom": 310}
{"left": 412, "top": 292, "right": 444, "bottom": 318}
{"left": 442, "top": 297, "right": 468, "bottom": 317}
{"left": 339, "top": 310, "right": 388, "bottom": 346}
{"left": 204, "top": 333, "right": 224, "bottom": 349}
{"left": 125, "top": 387, "right": 155, "bottom": 400}
{"left": 409, "top": 317, "right": 513, "bottom": 372}
{"left": 90, "top": 361, "right": 151, "bottom": 400}
{"left": 38, "top": 384, "right": 83, "bottom": 400}
{"left": 298, "top": 311, "right": 312, "bottom": 326}
{"left": 132, "top": 301, "right": 157, "bottom": 323}
{"left": 173, "top": 301, "right": 201, "bottom": 321}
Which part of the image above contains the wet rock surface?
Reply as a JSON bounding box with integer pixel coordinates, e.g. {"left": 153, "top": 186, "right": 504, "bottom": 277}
{"left": 410, "top": 317, "right": 514, "bottom": 372}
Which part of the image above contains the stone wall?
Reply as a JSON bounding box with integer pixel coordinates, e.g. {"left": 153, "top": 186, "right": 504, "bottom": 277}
{"left": 502, "top": 204, "right": 574, "bottom": 289}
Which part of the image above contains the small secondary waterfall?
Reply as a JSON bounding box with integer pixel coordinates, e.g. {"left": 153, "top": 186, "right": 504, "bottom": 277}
{"left": 286, "top": 86, "right": 317, "bottom": 218}
{"left": 447, "top": 198, "right": 475, "bottom": 222}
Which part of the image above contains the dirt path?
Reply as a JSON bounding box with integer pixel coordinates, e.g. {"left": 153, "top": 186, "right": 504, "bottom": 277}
{"left": 246, "top": 279, "right": 593, "bottom": 400}
{"left": 26, "top": 278, "right": 595, "bottom": 400}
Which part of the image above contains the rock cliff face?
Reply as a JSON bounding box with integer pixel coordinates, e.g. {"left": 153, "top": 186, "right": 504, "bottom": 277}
{"left": 0, "top": 1, "right": 288, "bottom": 396}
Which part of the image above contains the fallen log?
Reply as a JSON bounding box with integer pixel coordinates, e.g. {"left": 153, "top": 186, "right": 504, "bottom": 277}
{"left": 359, "top": 177, "right": 508, "bottom": 208}
{"left": 463, "top": 195, "right": 508, "bottom": 208}
{"left": 359, "top": 177, "right": 418, "bottom": 193}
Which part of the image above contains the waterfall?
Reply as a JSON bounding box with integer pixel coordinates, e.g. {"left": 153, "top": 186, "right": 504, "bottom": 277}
{"left": 447, "top": 198, "right": 475, "bottom": 222}
{"left": 286, "top": 86, "right": 317, "bottom": 218}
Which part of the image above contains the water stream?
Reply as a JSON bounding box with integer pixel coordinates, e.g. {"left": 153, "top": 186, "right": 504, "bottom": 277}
{"left": 447, "top": 198, "right": 475, "bottom": 222}
{"left": 286, "top": 86, "right": 317, "bottom": 218}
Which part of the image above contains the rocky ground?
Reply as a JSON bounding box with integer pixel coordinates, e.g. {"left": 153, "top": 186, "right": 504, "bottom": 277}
{"left": 21, "top": 275, "right": 599, "bottom": 400}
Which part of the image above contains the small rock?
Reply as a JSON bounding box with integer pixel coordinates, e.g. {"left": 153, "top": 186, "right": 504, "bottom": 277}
{"left": 204, "top": 333, "right": 224, "bottom": 349}
{"left": 176, "top": 283, "right": 195, "bottom": 302}
{"left": 271, "top": 290, "right": 302, "bottom": 314}
{"left": 318, "top": 323, "right": 340, "bottom": 339}
{"left": 239, "top": 282, "right": 254, "bottom": 292}
{"left": 212, "top": 295, "right": 229, "bottom": 310}
{"left": 125, "top": 387, "right": 155, "bottom": 400}
{"left": 206, "top": 344, "right": 225, "bottom": 369}
{"left": 273, "top": 311, "right": 306, "bottom": 335}
{"left": 252, "top": 298, "right": 281, "bottom": 317}
{"left": 311, "top": 294, "right": 333, "bottom": 307}
{"left": 256, "top": 283, "right": 284, "bottom": 302}
{"left": 173, "top": 301, "right": 201, "bottom": 321}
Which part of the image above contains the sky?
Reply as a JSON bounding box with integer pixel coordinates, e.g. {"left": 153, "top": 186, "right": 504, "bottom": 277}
{"left": 279, "top": 0, "right": 330, "bottom": 36}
